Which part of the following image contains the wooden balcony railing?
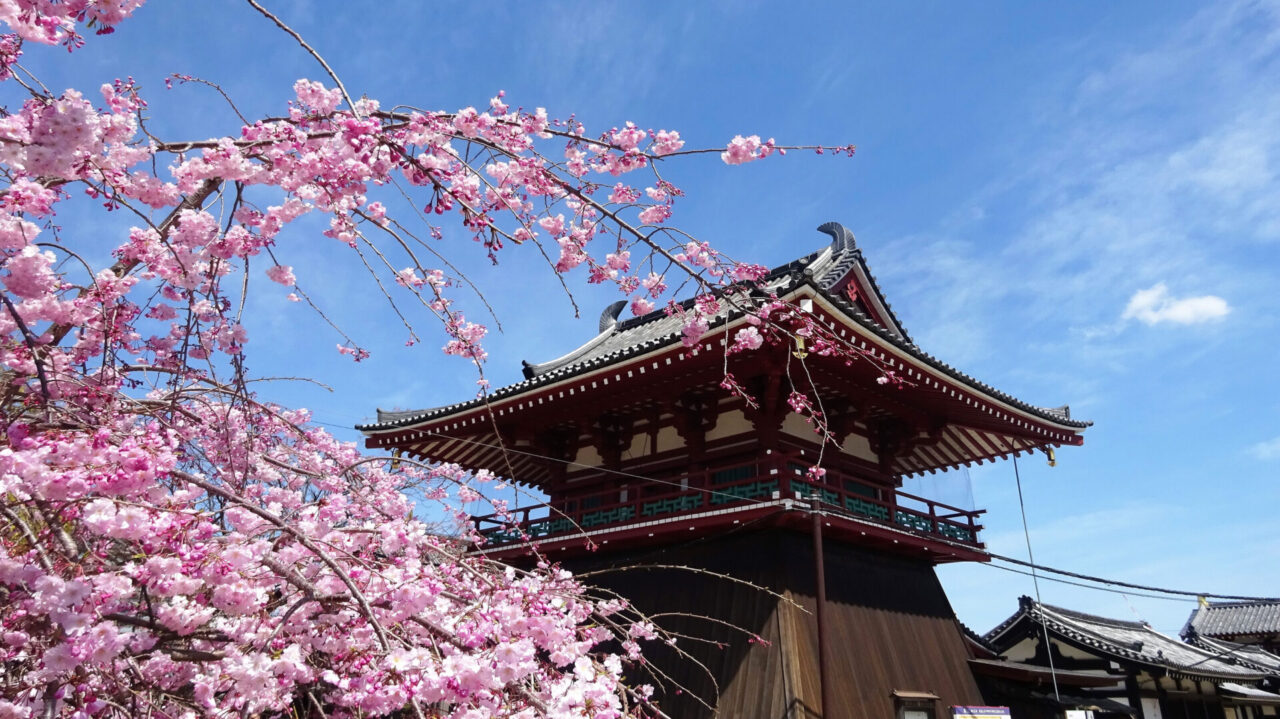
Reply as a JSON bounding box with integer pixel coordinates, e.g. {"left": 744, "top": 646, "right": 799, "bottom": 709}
{"left": 470, "top": 459, "right": 984, "bottom": 550}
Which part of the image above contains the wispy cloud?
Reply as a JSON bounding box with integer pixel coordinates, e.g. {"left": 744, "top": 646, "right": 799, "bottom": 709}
{"left": 875, "top": 0, "right": 1279, "bottom": 380}
{"left": 981, "top": 503, "right": 1182, "bottom": 559}
{"left": 1121, "top": 283, "right": 1230, "bottom": 325}
{"left": 1249, "top": 436, "right": 1280, "bottom": 461}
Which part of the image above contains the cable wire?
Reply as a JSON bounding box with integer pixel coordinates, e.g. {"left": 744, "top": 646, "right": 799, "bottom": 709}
{"left": 387, "top": 430, "right": 1280, "bottom": 603}
{"left": 982, "top": 551, "right": 1277, "bottom": 603}
{"left": 978, "top": 560, "right": 1196, "bottom": 603}
{"left": 1013, "top": 455, "right": 1060, "bottom": 703}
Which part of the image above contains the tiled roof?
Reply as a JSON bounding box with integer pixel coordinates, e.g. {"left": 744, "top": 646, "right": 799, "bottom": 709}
{"left": 1185, "top": 634, "right": 1280, "bottom": 675}
{"left": 360, "top": 223, "right": 1091, "bottom": 434}
{"left": 1220, "top": 683, "right": 1280, "bottom": 701}
{"left": 984, "top": 597, "right": 1273, "bottom": 682}
{"left": 958, "top": 619, "right": 1000, "bottom": 657}
{"left": 1185, "top": 602, "right": 1280, "bottom": 641}
{"left": 515, "top": 221, "right": 908, "bottom": 382}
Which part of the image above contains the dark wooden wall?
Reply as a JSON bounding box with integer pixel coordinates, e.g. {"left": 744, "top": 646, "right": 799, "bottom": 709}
{"left": 568, "top": 529, "right": 984, "bottom": 719}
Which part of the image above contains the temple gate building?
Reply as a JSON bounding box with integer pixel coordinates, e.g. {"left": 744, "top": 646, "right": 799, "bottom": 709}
{"left": 358, "top": 223, "right": 1092, "bottom": 719}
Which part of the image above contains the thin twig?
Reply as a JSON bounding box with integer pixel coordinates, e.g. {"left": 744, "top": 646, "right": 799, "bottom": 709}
{"left": 243, "top": 0, "right": 360, "bottom": 118}
{"left": 0, "top": 293, "right": 51, "bottom": 403}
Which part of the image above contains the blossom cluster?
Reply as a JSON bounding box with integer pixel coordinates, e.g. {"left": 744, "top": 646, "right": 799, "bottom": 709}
{"left": 0, "top": 6, "right": 692, "bottom": 718}
{"left": 0, "top": 404, "right": 641, "bottom": 718}
{"left": 0, "top": 4, "right": 866, "bottom": 717}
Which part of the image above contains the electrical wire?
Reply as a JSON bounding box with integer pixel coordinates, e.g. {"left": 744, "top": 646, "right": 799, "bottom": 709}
{"left": 977, "top": 560, "right": 1196, "bottom": 603}
{"left": 1014, "top": 455, "right": 1060, "bottom": 703}
{"left": 380, "top": 429, "right": 1280, "bottom": 604}
{"left": 982, "top": 551, "right": 1278, "bottom": 603}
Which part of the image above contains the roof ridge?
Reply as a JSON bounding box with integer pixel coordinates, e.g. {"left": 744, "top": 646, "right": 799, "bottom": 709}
{"left": 1186, "top": 634, "right": 1280, "bottom": 672}
{"left": 1040, "top": 602, "right": 1150, "bottom": 630}
{"left": 984, "top": 597, "right": 1277, "bottom": 682}
{"left": 957, "top": 618, "right": 1000, "bottom": 656}
{"left": 357, "top": 224, "right": 1093, "bottom": 435}
{"left": 815, "top": 221, "right": 912, "bottom": 344}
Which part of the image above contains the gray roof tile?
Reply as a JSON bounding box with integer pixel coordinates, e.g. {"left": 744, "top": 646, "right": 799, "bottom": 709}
{"left": 360, "top": 223, "right": 1092, "bottom": 433}
{"left": 1186, "top": 602, "right": 1280, "bottom": 640}
{"left": 984, "top": 597, "right": 1273, "bottom": 682}
{"left": 1186, "top": 634, "right": 1280, "bottom": 675}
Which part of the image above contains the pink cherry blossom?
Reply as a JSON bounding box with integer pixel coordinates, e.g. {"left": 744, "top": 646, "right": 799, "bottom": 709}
{"left": 266, "top": 264, "right": 297, "bottom": 285}
{"left": 721, "top": 134, "right": 778, "bottom": 165}
{"left": 609, "top": 183, "right": 641, "bottom": 203}
{"left": 722, "top": 134, "right": 761, "bottom": 164}
{"left": 609, "top": 122, "right": 646, "bottom": 150}
{"left": 681, "top": 314, "right": 710, "bottom": 347}
{"left": 0, "top": 6, "right": 854, "bottom": 718}
{"left": 651, "top": 129, "right": 684, "bottom": 156}
{"left": 538, "top": 213, "right": 566, "bottom": 236}
{"left": 3, "top": 246, "right": 58, "bottom": 299}
{"left": 637, "top": 205, "right": 671, "bottom": 225}
{"left": 605, "top": 250, "right": 631, "bottom": 271}
{"left": 731, "top": 326, "right": 764, "bottom": 352}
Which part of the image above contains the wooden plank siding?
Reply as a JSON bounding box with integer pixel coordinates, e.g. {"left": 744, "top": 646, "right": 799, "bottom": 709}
{"left": 568, "top": 529, "right": 983, "bottom": 718}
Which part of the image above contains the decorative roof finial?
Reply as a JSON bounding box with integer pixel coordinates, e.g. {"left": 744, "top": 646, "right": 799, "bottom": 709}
{"left": 816, "top": 221, "right": 858, "bottom": 255}
{"left": 599, "top": 300, "right": 627, "bottom": 333}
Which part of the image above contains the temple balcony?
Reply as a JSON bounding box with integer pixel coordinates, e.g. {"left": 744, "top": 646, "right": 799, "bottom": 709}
{"left": 470, "top": 459, "right": 988, "bottom": 564}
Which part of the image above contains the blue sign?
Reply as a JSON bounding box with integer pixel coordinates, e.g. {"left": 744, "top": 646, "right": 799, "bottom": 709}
{"left": 954, "top": 707, "right": 1012, "bottom": 719}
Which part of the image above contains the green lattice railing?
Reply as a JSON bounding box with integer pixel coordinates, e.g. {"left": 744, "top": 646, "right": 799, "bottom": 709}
{"left": 473, "top": 461, "right": 982, "bottom": 550}
{"left": 482, "top": 527, "right": 524, "bottom": 544}
{"left": 845, "top": 496, "right": 891, "bottom": 521}
{"left": 527, "top": 517, "right": 574, "bottom": 537}
{"left": 710, "top": 479, "right": 780, "bottom": 505}
{"left": 937, "top": 523, "right": 973, "bottom": 542}
{"left": 894, "top": 510, "right": 934, "bottom": 533}
{"left": 581, "top": 506, "right": 636, "bottom": 528}
{"left": 642, "top": 493, "right": 703, "bottom": 517}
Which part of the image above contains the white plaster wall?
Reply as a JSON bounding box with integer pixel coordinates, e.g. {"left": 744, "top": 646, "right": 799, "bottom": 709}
{"left": 1002, "top": 637, "right": 1037, "bottom": 662}
{"left": 840, "top": 432, "right": 879, "bottom": 463}
{"left": 705, "top": 409, "right": 753, "bottom": 443}
{"left": 574, "top": 444, "right": 603, "bottom": 468}
{"left": 780, "top": 412, "right": 822, "bottom": 442}
{"left": 653, "top": 425, "right": 683, "bottom": 454}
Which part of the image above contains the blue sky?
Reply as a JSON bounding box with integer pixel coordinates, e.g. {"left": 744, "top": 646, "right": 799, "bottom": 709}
{"left": 15, "top": 1, "right": 1280, "bottom": 636}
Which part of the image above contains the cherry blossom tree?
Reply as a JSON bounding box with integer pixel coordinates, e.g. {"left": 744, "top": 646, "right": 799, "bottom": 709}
{"left": 0, "top": 3, "right": 859, "bottom": 718}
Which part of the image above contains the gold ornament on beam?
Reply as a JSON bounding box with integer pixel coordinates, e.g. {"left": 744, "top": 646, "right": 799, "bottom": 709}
{"left": 793, "top": 297, "right": 814, "bottom": 359}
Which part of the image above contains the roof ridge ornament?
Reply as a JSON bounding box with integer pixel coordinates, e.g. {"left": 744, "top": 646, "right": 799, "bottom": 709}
{"left": 599, "top": 300, "right": 627, "bottom": 333}
{"left": 519, "top": 300, "right": 629, "bottom": 380}
{"left": 817, "top": 221, "right": 858, "bottom": 254}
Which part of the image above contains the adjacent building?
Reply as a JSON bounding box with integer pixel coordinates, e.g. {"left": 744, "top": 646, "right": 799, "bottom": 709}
{"left": 1185, "top": 603, "right": 1280, "bottom": 655}
{"left": 981, "top": 598, "right": 1280, "bottom": 719}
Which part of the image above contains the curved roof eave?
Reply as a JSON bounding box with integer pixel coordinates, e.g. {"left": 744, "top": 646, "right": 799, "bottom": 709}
{"left": 359, "top": 277, "right": 1091, "bottom": 435}
{"left": 986, "top": 599, "right": 1271, "bottom": 684}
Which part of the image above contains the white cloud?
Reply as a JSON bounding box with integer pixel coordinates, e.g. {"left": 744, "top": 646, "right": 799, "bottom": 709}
{"left": 1121, "top": 283, "right": 1230, "bottom": 325}
{"left": 1249, "top": 436, "right": 1280, "bottom": 460}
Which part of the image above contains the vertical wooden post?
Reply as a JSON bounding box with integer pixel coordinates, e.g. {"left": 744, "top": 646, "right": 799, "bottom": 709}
{"left": 812, "top": 502, "right": 832, "bottom": 717}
